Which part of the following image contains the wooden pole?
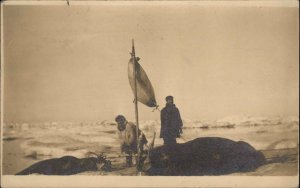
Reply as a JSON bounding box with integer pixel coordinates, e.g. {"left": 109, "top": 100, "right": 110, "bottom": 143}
{"left": 131, "top": 39, "right": 141, "bottom": 173}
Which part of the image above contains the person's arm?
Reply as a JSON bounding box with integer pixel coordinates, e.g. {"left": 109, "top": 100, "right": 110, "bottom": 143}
{"left": 127, "top": 124, "right": 137, "bottom": 145}
{"left": 160, "top": 110, "right": 165, "bottom": 138}
{"left": 176, "top": 108, "right": 183, "bottom": 133}
{"left": 118, "top": 132, "right": 126, "bottom": 154}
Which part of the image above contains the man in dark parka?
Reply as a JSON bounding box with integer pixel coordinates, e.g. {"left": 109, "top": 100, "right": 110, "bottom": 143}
{"left": 160, "top": 96, "right": 183, "bottom": 146}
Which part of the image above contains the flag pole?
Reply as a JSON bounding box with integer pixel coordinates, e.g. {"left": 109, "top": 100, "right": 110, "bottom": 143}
{"left": 131, "top": 39, "right": 141, "bottom": 173}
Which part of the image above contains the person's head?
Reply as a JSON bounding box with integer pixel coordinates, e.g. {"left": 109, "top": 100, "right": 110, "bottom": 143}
{"left": 165, "top": 95, "right": 174, "bottom": 105}
{"left": 115, "top": 115, "right": 127, "bottom": 131}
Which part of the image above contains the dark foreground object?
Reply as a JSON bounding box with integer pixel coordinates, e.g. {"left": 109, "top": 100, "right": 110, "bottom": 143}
{"left": 147, "top": 137, "right": 266, "bottom": 175}
{"left": 16, "top": 154, "right": 111, "bottom": 175}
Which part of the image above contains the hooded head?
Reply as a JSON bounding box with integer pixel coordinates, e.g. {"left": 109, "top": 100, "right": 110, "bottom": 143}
{"left": 165, "top": 95, "right": 174, "bottom": 105}
{"left": 115, "top": 115, "right": 127, "bottom": 131}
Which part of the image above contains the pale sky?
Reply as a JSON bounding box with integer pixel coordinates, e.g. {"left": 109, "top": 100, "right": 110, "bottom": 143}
{"left": 3, "top": 3, "right": 299, "bottom": 123}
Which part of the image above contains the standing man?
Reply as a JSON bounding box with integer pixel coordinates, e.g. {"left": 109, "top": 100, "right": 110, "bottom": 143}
{"left": 160, "top": 95, "right": 183, "bottom": 146}
{"left": 115, "top": 115, "right": 148, "bottom": 167}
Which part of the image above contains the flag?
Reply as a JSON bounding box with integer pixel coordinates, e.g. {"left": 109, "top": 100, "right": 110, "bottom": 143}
{"left": 128, "top": 57, "right": 158, "bottom": 108}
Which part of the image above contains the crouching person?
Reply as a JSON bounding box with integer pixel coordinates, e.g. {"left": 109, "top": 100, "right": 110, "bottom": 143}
{"left": 115, "top": 115, "right": 148, "bottom": 167}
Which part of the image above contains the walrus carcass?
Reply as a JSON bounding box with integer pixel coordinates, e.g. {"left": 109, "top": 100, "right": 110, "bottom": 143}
{"left": 16, "top": 153, "right": 111, "bottom": 175}
{"left": 147, "top": 137, "right": 266, "bottom": 176}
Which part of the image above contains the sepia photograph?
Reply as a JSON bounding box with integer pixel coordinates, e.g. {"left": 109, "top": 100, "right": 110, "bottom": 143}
{"left": 1, "top": 0, "right": 299, "bottom": 187}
